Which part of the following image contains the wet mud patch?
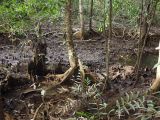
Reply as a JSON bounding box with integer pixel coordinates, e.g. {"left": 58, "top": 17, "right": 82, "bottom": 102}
{"left": 0, "top": 25, "right": 160, "bottom": 119}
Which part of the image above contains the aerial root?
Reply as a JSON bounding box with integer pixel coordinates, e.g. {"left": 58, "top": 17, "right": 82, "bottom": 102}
{"left": 44, "top": 59, "right": 100, "bottom": 89}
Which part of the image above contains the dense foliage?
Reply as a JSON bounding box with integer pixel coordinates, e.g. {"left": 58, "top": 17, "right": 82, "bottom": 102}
{"left": 0, "top": 0, "right": 160, "bottom": 35}
{"left": 0, "top": 0, "right": 64, "bottom": 35}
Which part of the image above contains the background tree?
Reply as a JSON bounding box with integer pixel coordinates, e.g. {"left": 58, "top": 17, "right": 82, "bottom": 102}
{"left": 79, "top": 0, "right": 85, "bottom": 40}
{"left": 89, "top": 0, "right": 93, "bottom": 31}
{"left": 135, "top": 0, "right": 144, "bottom": 81}
{"left": 66, "top": 0, "right": 78, "bottom": 67}
{"left": 28, "top": 22, "right": 47, "bottom": 80}
{"left": 135, "top": 0, "right": 159, "bottom": 84}
{"left": 0, "top": 0, "right": 64, "bottom": 39}
{"left": 104, "top": 0, "right": 112, "bottom": 90}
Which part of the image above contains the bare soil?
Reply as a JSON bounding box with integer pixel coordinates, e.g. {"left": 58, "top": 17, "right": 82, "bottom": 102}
{"left": 0, "top": 25, "right": 160, "bottom": 120}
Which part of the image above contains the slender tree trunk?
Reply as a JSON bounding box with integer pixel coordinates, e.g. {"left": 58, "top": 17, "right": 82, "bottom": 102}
{"left": 89, "top": 0, "right": 93, "bottom": 31}
{"left": 66, "top": 0, "right": 78, "bottom": 67}
{"left": 45, "top": 0, "right": 79, "bottom": 86}
{"left": 79, "top": 0, "right": 85, "bottom": 40}
{"left": 104, "top": 0, "right": 112, "bottom": 90}
{"left": 135, "top": 0, "right": 144, "bottom": 80}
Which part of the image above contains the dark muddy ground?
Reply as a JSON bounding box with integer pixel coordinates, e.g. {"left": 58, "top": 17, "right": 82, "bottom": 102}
{"left": 0, "top": 30, "right": 134, "bottom": 72}
{"left": 0, "top": 25, "right": 160, "bottom": 120}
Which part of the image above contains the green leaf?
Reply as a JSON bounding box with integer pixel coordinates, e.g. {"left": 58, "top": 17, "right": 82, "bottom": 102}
{"left": 123, "top": 106, "right": 129, "bottom": 115}
{"left": 117, "top": 109, "right": 122, "bottom": 119}
{"left": 125, "top": 93, "right": 130, "bottom": 102}
{"left": 133, "top": 100, "right": 140, "bottom": 108}
{"left": 75, "top": 111, "right": 93, "bottom": 118}
{"left": 136, "top": 91, "right": 140, "bottom": 98}
{"left": 128, "top": 103, "right": 135, "bottom": 111}
{"left": 121, "top": 97, "right": 125, "bottom": 106}
{"left": 137, "top": 98, "right": 144, "bottom": 107}
{"left": 130, "top": 91, "right": 134, "bottom": 99}
{"left": 116, "top": 100, "right": 121, "bottom": 109}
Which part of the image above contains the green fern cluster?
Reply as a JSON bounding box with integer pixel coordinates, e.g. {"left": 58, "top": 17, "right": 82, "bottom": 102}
{"left": 71, "top": 79, "right": 107, "bottom": 119}
{"left": 109, "top": 91, "right": 160, "bottom": 120}
{"left": 112, "top": 91, "right": 145, "bottom": 119}
{"left": 71, "top": 78, "right": 160, "bottom": 120}
{"left": 135, "top": 100, "right": 160, "bottom": 120}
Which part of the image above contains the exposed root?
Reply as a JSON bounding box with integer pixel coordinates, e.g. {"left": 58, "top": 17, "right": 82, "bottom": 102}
{"left": 78, "top": 59, "right": 85, "bottom": 82}
{"left": 44, "top": 59, "right": 101, "bottom": 91}
{"left": 44, "top": 65, "right": 77, "bottom": 91}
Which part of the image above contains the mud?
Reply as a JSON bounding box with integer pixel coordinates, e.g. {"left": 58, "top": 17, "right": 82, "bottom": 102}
{"left": 0, "top": 25, "right": 160, "bottom": 120}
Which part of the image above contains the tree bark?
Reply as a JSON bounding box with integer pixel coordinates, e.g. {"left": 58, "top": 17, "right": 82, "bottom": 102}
{"left": 66, "top": 0, "right": 78, "bottom": 67}
{"left": 79, "top": 0, "right": 85, "bottom": 40}
{"left": 35, "top": 1, "right": 79, "bottom": 89}
{"left": 28, "top": 22, "right": 47, "bottom": 81}
{"left": 135, "top": 0, "right": 145, "bottom": 80}
{"left": 104, "top": 0, "right": 112, "bottom": 90}
{"left": 89, "top": 0, "right": 93, "bottom": 31}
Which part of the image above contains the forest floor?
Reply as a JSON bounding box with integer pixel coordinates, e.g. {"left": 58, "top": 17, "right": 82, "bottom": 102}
{"left": 0, "top": 24, "right": 160, "bottom": 120}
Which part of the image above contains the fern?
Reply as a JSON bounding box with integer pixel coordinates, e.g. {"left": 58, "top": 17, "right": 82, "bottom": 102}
{"left": 135, "top": 99, "right": 160, "bottom": 120}
{"left": 113, "top": 91, "right": 145, "bottom": 119}
{"left": 84, "top": 77, "right": 91, "bottom": 86}
{"left": 111, "top": 91, "right": 160, "bottom": 120}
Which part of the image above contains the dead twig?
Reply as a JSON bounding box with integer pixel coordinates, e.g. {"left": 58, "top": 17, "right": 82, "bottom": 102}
{"left": 32, "top": 103, "right": 44, "bottom": 120}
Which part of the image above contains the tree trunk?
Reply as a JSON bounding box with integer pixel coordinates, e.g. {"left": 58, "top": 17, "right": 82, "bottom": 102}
{"left": 66, "top": 0, "right": 78, "bottom": 67}
{"left": 104, "top": 0, "right": 112, "bottom": 90}
{"left": 35, "top": 22, "right": 47, "bottom": 76}
{"left": 135, "top": 0, "right": 145, "bottom": 80}
{"left": 89, "top": 0, "right": 93, "bottom": 31}
{"left": 42, "top": 0, "right": 79, "bottom": 87}
{"left": 28, "top": 22, "right": 47, "bottom": 81}
{"left": 34, "top": 39, "right": 47, "bottom": 76}
{"left": 79, "top": 0, "right": 85, "bottom": 40}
